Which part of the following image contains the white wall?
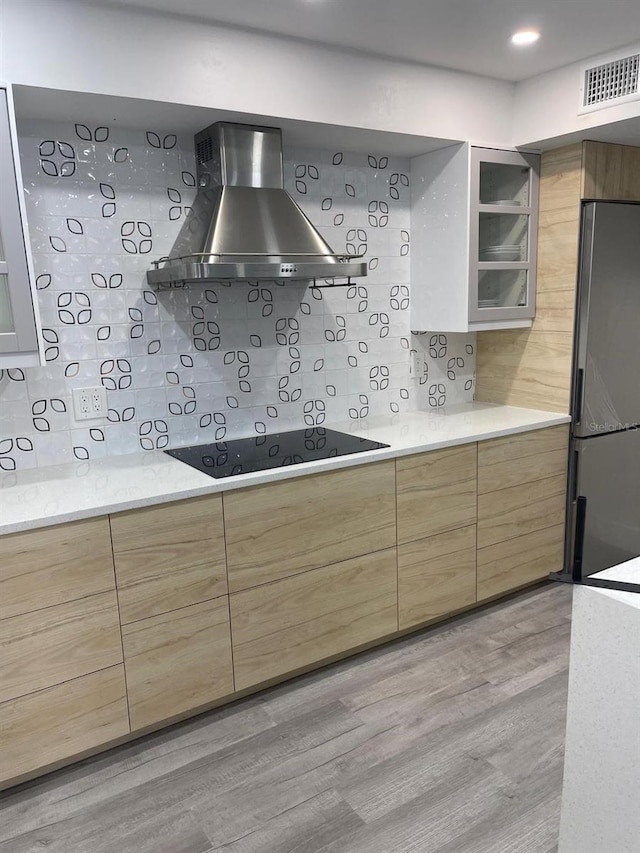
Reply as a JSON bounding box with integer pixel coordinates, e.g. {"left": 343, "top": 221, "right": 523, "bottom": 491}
{"left": 513, "top": 42, "right": 640, "bottom": 147}
{"left": 2, "top": 1, "right": 639, "bottom": 152}
{"left": 0, "top": 0, "right": 515, "bottom": 148}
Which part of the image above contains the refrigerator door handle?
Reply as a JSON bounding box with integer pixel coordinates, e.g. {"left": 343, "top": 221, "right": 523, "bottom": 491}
{"left": 572, "top": 495, "right": 587, "bottom": 582}
{"left": 573, "top": 368, "right": 584, "bottom": 425}
{"left": 571, "top": 449, "right": 580, "bottom": 501}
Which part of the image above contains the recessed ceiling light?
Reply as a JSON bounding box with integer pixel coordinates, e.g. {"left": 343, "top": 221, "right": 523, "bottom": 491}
{"left": 511, "top": 29, "right": 541, "bottom": 46}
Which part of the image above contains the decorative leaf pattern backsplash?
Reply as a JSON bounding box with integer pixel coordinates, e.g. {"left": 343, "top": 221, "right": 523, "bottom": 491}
{"left": 0, "top": 121, "right": 475, "bottom": 472}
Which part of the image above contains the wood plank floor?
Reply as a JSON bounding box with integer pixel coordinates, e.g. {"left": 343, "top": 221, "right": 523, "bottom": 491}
{"left": 0, "top": 583, "right": 572, "bottom": 853}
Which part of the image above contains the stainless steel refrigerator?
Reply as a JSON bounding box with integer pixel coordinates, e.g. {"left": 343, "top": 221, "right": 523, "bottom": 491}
{"left": 565, "top": 200, "right": 640, "bottom": 580}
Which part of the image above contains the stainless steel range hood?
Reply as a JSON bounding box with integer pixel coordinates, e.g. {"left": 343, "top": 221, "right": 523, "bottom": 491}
{"left": 147, "top": 122, "right": 367, "bottom": 285}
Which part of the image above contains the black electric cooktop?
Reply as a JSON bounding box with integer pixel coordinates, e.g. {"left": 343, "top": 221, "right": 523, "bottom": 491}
{"left": 165, "top": 427, "right": 389, "bottom": 479}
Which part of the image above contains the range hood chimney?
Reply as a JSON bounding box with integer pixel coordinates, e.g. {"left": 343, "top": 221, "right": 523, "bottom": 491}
{"left": 147, "top": 122, "right": 367, "bottom": 285}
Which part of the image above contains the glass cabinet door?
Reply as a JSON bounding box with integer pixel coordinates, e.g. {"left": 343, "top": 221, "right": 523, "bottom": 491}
{"left": 0, "top": 85, "right": 39, "bottom": 361}
{"left": 469, "top": 148, "right": 539, "bottom": 323}
{"left": 0, "top": 228, "right": 16, "bottom": 335}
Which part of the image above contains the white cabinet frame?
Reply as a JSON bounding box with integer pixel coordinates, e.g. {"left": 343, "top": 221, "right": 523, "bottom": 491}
{"left": 410, "top": 142, "right": 540, "bottom": 333}
{"left": 0, "top": 83, "right": 43, "bottom": 367}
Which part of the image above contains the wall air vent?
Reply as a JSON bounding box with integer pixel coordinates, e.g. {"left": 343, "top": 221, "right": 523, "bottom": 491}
{"left": 196, "top": 134, "right": 214, "bottom": 165}
{"left": 579, "top": 53, "right": 639, "bottom": 113}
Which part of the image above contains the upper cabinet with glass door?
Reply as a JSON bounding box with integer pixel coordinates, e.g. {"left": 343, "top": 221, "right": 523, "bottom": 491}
{"left": 0, "top": 83, "right": 42, "bottom": 367}
{"left": 411, "top": 143, "right": 539, "bottom": 333}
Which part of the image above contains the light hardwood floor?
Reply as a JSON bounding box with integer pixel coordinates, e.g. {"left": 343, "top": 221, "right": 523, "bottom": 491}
{"left": 0, "top": 582, "right": 572, "bottom": 853}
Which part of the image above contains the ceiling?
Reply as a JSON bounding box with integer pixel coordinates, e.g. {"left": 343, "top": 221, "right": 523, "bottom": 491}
{"left": 104, "top": 0, "right": 640, "bottom": 82}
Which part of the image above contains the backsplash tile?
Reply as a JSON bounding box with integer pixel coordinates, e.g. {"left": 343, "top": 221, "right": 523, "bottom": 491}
{"left": 0, "top": 121, "right": 475, "bottom": 470}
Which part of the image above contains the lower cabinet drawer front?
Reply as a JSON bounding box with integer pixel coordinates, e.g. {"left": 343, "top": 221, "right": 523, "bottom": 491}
{"left": 122, "top": 598, "right": 234, "bottom": 731}
{"left": 477, "top": 425, "right": 569, "bottom": 494}
{"left": 477, "top": 524, "right": 565, "bottom": 600}
{"left": 396, "top": 445, "right": 478, "bottom": 544}
{"left": 398, "top": 526, "right": 477, "bottom": 630}
{"left": 224, "top": 461, "right": 397, "bottom": 592}
{"left": 0, "top": 591, "right": 123, "bottom": 704}
{"left": 477, "top": 474, "right": 566, "bottom": 549}
{"left": 0, "top": 517, "right": 115, "bottom": 621}
{"left": 0, "top": 665, "right": 129, "bottom": 785}
{"left": 111, "top": 495, "right": 228, "bottom": 625}
{"left": 230, "top": 549, "right": 398, "bottom": 691}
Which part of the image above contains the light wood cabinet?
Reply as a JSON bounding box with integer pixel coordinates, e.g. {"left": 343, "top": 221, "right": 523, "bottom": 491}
{"left": 0, "top": 591, "right": 122, "bottom": 703}
{"left": 111, "top": 495, "right": 227, "bottom": 624}
{"left": 0, "top": 517, "right": 115, "bottom": 620}
{"left": 478, "top": 473, "right": 566, "bottom": 549}
{"left": 477, "top": 424, "right": 568, "bottom": 494}
{"left": 398, "top": 525, "right": 477, "bottom": 630}
{"left": 477, "top": 426, "right": 568, "bottom": 597}
{"left": 230, "top": 548, "right": 398, "bottom": 690}
{"left": 582, "top": 141, "right": 640, "bottom": 201}
{"left": 224, "top": 461, "right": 396, "bottom": 592}
{"left": 122, "top": 598, "right": 234, "bottom": 730}
{"left": 396, "top": 444, "right": 477, "bottom": 544}
{"left": 477, "top": 524, "right": 565, "bottom": 600}
{"left": 0, "top": 665, "right": 129, "bottom": 785}
{"left": 0, "top": 424, "right": 569, "bottom": 788}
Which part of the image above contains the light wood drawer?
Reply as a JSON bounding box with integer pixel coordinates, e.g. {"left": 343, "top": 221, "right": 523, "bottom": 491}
{"left": 477, "top": 473, "right": 566, "bottom": 549}
{"left": 111, "top": 495, "right": 227, "bottom": 624}
{"left": 224, "top": 461, "right": 396, "bottom": 592}
{"left": 478, "top": 425, "right": 569, "bottom": 494}
{"left": 477, "top": 524, "right": 565, "bottom": 600}
{"left": 230, "top": 548, "right": 397, "bottom": 690}
{"left": 0, "top": 517, "right": 115, "bottom": 620}
{"left": 122, "top": 598, "right": 234, "bottom": 731}
{"left": 396, "top": 444, "right": 477, "bottom": 544}
{"left": 398, "top": 525, "right": 477, "bottom": 630}
{"left": 0, "top": 665, "right": 129, "bottom": 786}
{"left": 0, "top": 591, "right": 123, "bottom": 704}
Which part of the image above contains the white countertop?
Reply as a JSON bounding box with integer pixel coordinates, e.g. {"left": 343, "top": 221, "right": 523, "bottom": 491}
{"left": 588, "top": 558, "right": 640, "bottom": 607}
{"left": 0, "top": 402, "right": 570, "bottom": 535}
{"left": 560, "top": 556, "right": 640, "bottom": 853}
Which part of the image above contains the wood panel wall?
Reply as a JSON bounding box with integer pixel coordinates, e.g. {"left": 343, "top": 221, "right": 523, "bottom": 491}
{"left": 475, "top": 140, "right": 640, "bottom": 413}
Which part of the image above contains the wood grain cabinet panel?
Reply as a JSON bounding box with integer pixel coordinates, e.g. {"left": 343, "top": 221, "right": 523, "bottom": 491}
{"left": 0, "top": 665, "right": 129, "bottom": 787}
{"left": 478, "top": 425, "right": 569, "bottom": 494}
{"left": 110, "top": 496, "right": 227, "bottom": 624}
{"left": 224, "top": 461, "right": 396, "bottom": 592}
{"left": 582, "top": 141, "right": 640, "bottom": 201}
{"left": 230, "top": 548, "right": 398, "bottom": 690}
{"left": 398, "top": 525, "right": 477, "bottom": 630}
{"left": 0, "top": 517, "right": 115, "bottom": 621}
{"left": 475, "top": 329, "right": 574, "bottom": 413}
{"left": 477, "top": 523, "right": 565, "bottom": 600}
{"left": 477, "top": 473, "right": 566, "bottom": 549}
{"left": 0, "top": 591, "right": 123, "bottom": 704}
{"left": 122, "top": 598, "right": 234, "bottom": 731}
{"left": 396, "top": 445, "right": 477, "bottom": 544}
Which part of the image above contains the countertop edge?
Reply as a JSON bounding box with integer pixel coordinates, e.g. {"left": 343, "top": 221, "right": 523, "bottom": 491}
{"left": 0, "top": 406, "right": 571, "bottom": 535}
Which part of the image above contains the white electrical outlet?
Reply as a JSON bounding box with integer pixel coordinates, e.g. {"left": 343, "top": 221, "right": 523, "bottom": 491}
{"left": 409, "top": 350, "right": 421, "bottom": 378}
{"left": 72, "top": 386, "right": 107, "bottom": 421}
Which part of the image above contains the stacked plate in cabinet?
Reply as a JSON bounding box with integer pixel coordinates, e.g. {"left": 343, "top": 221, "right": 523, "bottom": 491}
{"left": 480, "top": 245, "right": 522, "bottom": 262}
